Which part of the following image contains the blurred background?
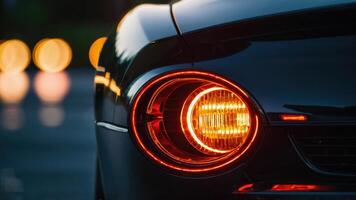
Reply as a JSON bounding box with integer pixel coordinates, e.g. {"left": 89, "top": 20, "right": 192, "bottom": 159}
{"left": 0, "top": 0, "right": 169, "bottom": 199}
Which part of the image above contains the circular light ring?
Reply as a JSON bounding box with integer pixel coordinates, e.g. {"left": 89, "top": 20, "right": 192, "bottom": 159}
{"left": 183, "top": 87, "right": 252, "bottom": 155}
{"left": 130, "top": 70, "right": 260, "bottom": 174}
{"left": 186, "top": 87, "right": 229, "bottom": 154}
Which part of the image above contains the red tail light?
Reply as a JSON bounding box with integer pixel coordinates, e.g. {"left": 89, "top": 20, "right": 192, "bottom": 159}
{"left": 271, "top": 184, "right": 330, "bottom": 191}
{"left": 130, "top": 71, "right": 260, "bottom": 174}
{"left": 280, "top": 114, "right": 307, "bottom": 121}
{"left": 235, "top": 183, "right": 333, "bottom": 193}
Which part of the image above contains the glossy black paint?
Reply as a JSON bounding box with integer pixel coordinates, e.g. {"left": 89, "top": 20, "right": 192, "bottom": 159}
{"left": 95, "top": 4, "right": 181, "bottom": 124}
{"left": 181, "top": 18, "right": 356, "bottom": 124}
{"left": 95, "top": 1, "right": 356, "bottom": 199}
{"left": 172, "top": 0, "right": 356, "bottom": 33}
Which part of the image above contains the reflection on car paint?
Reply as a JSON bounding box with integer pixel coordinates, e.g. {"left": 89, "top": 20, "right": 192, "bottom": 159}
{"left": 95, "top": 72, "right": 121, "bottom": 97}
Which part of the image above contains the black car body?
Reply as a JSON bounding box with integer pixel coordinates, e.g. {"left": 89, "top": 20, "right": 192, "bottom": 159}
{"left": 95, "top": 0, "right": 356, "bottom": 199}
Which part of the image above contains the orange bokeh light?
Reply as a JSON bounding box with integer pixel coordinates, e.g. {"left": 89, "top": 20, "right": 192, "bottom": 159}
{"left": 89, "top": 37, "right": 107, "bottom": 69}
{"left": 33, "top": 38, "right": 72, "bottom": 73}
{"left": 34, "top": 71, "right": 71, "bottom": 104}
{"left": 0, "top": 72, "right": 30, "bottom": 104}
{"left": 0, "top": 39, "right": 31, "bottom": 73}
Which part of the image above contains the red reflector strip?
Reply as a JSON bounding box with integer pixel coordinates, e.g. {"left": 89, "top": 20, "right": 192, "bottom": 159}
{"left": 280, "top": 114, "right": 307, "bottom": 121}
{"left": 237, "top": 184, "right": 254, "bottom": 192}
{"left": 271, "top": 184, "right": 326, "bottom": 191}
{"left": 235, "top": 183, "right": 333, "bottom": 193}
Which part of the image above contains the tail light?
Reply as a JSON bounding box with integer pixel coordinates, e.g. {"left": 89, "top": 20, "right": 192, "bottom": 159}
{"left": 271, "top": 184, "right": 327, "bottom": 191}
{"left": 280, "top": 114, "right": 307, "bottom": 121}
{"left": 235, "top": 183, "right": 333, "bottom": 193}
{"left": 130, "top": 71, "right": 260, "bottom": 174}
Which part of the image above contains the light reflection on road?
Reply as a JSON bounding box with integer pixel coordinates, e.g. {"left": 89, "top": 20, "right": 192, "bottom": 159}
{"left": 33, "top": 71, "right": 70, "bottom": 128}
{"left": 34, "top": 71, "right": 71, "bottom": 105}
{"left": 1, "top": 106, "right": 25, "bottom": 131}
{"left": 0, "top": 72, "right": 29, "bottom": 104}
{"left": 0, "top": 69, "right": 96, "bottom": 199}
{"left": 39, "top": 106, "right": 65, "bottom": 128}
{"left": 0, "top": 169, "right": 24, "bottom": 198}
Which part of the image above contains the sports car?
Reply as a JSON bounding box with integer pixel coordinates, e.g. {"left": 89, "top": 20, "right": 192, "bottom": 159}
{"left": 94, "top": 0, "right": 356, "bottom": 199}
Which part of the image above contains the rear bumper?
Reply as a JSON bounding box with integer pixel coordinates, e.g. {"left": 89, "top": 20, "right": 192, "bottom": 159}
{"left": 233, "top": 182, "right": 356, "bottom": 200}
{"left": 96, "top": 122, "right": 356, "bottom": 200}
{"left": 233, "top": 192, "right": 356, "bottom": 200}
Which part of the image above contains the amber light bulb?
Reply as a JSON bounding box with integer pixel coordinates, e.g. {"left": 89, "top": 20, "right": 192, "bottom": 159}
{"left": 184, "top": 87, "right": 251, "bottom": 155}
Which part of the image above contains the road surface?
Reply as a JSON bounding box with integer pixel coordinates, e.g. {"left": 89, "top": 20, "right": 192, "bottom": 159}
{"left": 0, "top": 69, "right": 96, "bottom": 200}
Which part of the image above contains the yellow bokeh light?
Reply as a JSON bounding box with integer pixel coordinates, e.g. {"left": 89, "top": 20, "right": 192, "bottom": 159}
{"left": 34, "top": 71, "right": 71, "bottom": 104}
{"left": 89, "top": 37, "right": 107, "bottom": 69}
{"left": 0, "top": 72, "right": 30, "bottom": 104}
{"left": 33, "top": 38, "right": 72, "bottom": 73}
{"left": 0, "top": 39, "right": 31, "bottom": 73}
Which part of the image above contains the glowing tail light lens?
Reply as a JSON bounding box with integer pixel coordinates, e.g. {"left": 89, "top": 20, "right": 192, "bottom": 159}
{"left": 280, "top": 114, "right": 307, "bottom": 121}
{"left": 130, "top": 71, "right": 260, "bottom": 175}
{"left": 235, "top": 183, "right": 333, "bottom": 193}
{"left": 183, "top": 87, "right": 251, "bottom": 155}
{"left": 271, "top": 184, "right": 329, "bottom": 191}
